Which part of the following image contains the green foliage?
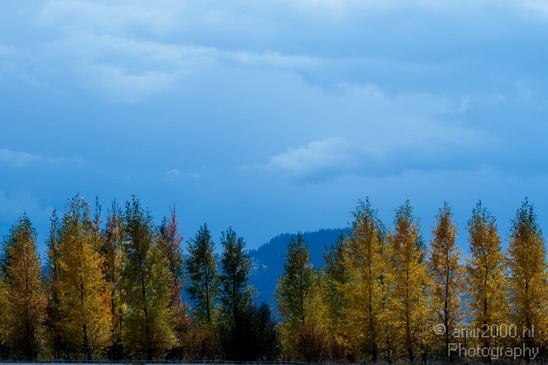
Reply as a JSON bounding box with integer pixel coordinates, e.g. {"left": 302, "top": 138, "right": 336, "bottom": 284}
{"left": 275, "top": 232, "right": 317, "bottom": 359}
{"left": 122, "top": 196, "right": 176, "bottom": 359}
{"left": 186, "top": 224, "right": 219, "bottom": 325}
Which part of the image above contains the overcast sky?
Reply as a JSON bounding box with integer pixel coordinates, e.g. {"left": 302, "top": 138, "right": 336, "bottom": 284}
{"left": 2, "top": 0, "right": 548, "bottom": 251}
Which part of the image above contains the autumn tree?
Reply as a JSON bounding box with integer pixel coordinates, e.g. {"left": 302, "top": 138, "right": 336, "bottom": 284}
{"left": 0, "top": 275, "right": 7, "bottom": 357}
{"left": 428, "top": 202, "right": 463, "bottom": 359}
{"left": 101, "top": 202, "right": 125, "bottom": 359}
{"left": 186, "top": 224, "right": 219, "bottom": 325}
{"left": 388, "top": 201, "right": 433, "bottom": 361}
{"left": 0, "top": 216, "right": 47, "bottom": 360}
{"left": 340, "top": 199, "right": 387, "bottom": 362}
{"left": 466, "top": 201, "right": 509, "bottom": 352}
{"left": 507, "top": 199, "right": 548, "bottom": 355}
{"left": 57, "top": 196, "right": 112, "bottom": 359}
{"left": 122, "top": 197, "right": 176, "bottom": 359}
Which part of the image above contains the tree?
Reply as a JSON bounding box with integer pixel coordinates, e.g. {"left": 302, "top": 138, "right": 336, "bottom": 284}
{"left": 275, "top": 232, "right": 318, "bottom": 359}
{"left": 388, "top": 201, "right": 433, "bottom": 361}
{"left": 340, "top": 199, "right": 387, "bottom": 362}
{"left": 44, "top": 208, "right": 63, "bottom": 359}
{"left": 122, "top": 197, "right": 176, "bottom": 359}
{"left": 186, "top": 224, "right": 219, "bottom": 325}
{"left": 101, "top": 202, "right": 125, "bottom": 359}
{"left": 218, "top": 227, "right": 254, "bottom": 359}
{"left": 428, "top": 203, "right": 464, "bottom": 359}
{"left": 57, "top": 196, "right": 112, "bottom": 359}
{"left": 507, "top": 199, "right": 548, "bottom": 356}
{"left": 0, "top": 216, "right": 46, "bottom": 360}
{"left": 323, "top": 234, "right": 349, "bottom": 361}
{"left": 466, "top": 201, "right": 509, "bottom": 352}
{"left": 158, "top": 207, "right": 188, "bottom": 351}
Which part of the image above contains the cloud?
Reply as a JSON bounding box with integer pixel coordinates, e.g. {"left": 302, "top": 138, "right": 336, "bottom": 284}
{"left": 262, "top": 137, "right": 361, "bottom": 179}
{"left": 0, "top": 148, "right": 81, "bottom": 167}
{"left": 38, "top": 0, "right": 185, "bottom": 35}
{"left": 166, "top": 169, "right": 201, "bottom": 180}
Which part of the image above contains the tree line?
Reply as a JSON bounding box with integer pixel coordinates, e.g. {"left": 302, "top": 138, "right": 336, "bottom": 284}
{"left": 0, "top": 195, "right": 547, "bottom": 362}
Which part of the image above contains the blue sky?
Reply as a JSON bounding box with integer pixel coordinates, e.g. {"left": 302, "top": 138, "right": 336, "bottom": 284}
{"left": 1, "top": 0, "right": 548, "bottom": 251}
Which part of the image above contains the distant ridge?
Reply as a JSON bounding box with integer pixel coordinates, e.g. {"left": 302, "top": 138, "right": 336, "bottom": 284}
{"left": 248, "top": 228, "right": 348, "bottom": 306}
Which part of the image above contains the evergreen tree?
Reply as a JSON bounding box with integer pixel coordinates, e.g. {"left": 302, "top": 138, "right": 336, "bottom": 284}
{"left": 388, "top": 201, "right": 433, "bottom": 361}
{"left": 275, "top": 232, "right": 317, "bottom": 359}
{"left": 45, "top": 208, "right": 63, "bottom": 359}
{"left": 186, "top": 224, "right": 219, "bottom": 325}
{"left": 158, "top": 207, "right": 189, "bottom": 355}
{"left": 57, "top": 196, "right": 112, "bottom": 359}
{"left": 466, "top": 201, "right": 509, "bottom": 352}
{"left": 0, "top": 216, "right": 46, "bottom": 360}
{"left": 507, "top": 199, "right": 548, "bottom": 355}
{"left": 429, "top": 203, "right": 463, "bottom": 359}
{"left": 218, "top": 227, "right": 254, "bottom": 359}
{"left": 341, "top": 199, "right": 387, "bottom": 362}
{"left": 323, "top": 234, "right": 349, "bottom": 360}
{"left": 101, "top": 202, "right": 125, "bottom": 359}
{"left": 122, "top": 197, "right": 176, "bottom": 359}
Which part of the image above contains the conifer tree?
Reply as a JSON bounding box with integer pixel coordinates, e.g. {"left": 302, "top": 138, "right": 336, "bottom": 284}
{"left": 323, "top": 234, "right": 348, "bottom": 360}
{"left": 186, "top": 224, "right": 219, "bottom": 325}
{"left": 388, "top": 201, "right": 433, "bottom": 361}
{"left": 0, "top": 216, "right": 46, "bottom": 360}
{"left": 158, "top": 208, "right": 188, "bottom": 343}
{"left": 218, "top": 227, "right": 254, "bottom": 359}
{"left": 122, "top": 197, "right": 176, "bottom": 359}
{"left": 466, "top": 201, "right": 509, "bottom": 352}
{"left": 45, "top": 208, "right": 63, "bottom": 359}
{"left": 341, "top": 199, "right": 386, "bottom": 362}
{"left": 507, "top": 199, "right": 548, "bottom": 354}
{"left": 275, "top": 232, "right": 316, "bottom": 359}
{"left": 429, "top": 203, "right": 463, "bottom": 358}
{"left": 101, "top": 202, "right": 125, "bottom": 359}
{"left": 57, "top": 196, "right": 112, "bottom": 359}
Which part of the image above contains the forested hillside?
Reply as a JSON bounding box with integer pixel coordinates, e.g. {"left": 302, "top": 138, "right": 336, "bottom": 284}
{"left": 249, "top": 229, "right": 347, "bottom": 305}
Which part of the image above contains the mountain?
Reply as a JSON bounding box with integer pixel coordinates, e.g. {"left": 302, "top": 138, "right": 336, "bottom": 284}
{"left": 248, "top": 228, "right": 348, "bottom": 306}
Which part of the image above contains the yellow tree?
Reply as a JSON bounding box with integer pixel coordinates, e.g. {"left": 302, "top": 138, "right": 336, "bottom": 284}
{"left": 507, "top": 199, "right": 548, "bottom": 355}
{"left": 101, "top": 202, "right": 125, "bottom": 359}
{"left": 0, "top": 216, "right": 46, "bottom": 360}
{"left": 466, "top": 201, "right": 509, "bottom": 352}
{"left": 388, "top": 201, "right": 433, "bottom": 361}
{"left": 428, "top": 203, "right": 464, "bottom": 359}
{"left": 57, "top": 196, "right": 112, "bottom": 359}
{"left": 340, "top": 198, "right": 387, "bottom": 362}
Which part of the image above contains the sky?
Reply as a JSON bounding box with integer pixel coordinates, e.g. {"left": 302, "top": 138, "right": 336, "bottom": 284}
{"left": 1, "top": 0, "right": 548, "bottom": 252}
